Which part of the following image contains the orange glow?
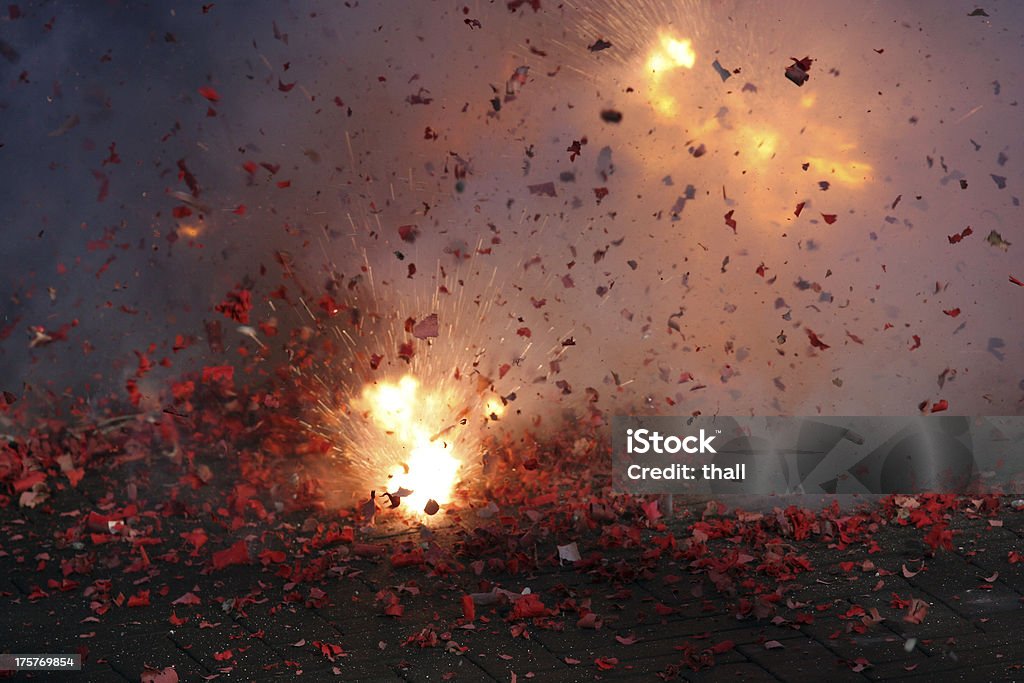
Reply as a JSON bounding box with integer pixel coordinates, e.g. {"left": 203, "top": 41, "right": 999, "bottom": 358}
{"left": 178, "top": 222, "right": 203, "bottom": 238}
{"left": 645, "top": 32, "right": 697, "bottom": 116}
{"left": 355, "top": 375, "right": 462, "bottom": 513}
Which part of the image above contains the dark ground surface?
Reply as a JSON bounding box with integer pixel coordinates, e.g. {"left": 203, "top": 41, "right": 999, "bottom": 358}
{"left": 1, "top": 419, "right": 1023, "bottom": 682}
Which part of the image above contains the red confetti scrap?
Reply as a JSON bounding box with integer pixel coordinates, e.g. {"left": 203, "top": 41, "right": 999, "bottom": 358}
{"left": 924, "top": 522, "right": 953, "bottom": 551}
{"left": 821, "top": 213, "right": 837, "bottom": 224}
{"left": 201, "top": 365, "right": 234, "bottom": 384}
{"left": 127, "top": 590, "right": 151, "bottom": 608}
{"left": 214, "top": 286, "right": 252, "bottom": 324}
{"left": 805, "top": 328, "right": 830, "bottom": 350}
{"left": 198, "top": 86, "right": 220, "bottom": 102}
{"left": 258, "top": 549, "right": 287, "bottom": 564}
{"left": 313, "top": 641, "right": 346, "bottom": 661}
{"left": 942, "top": 308, "right": 961, "bottom": 318}
{"left": 794, "top": 201, "right": 805, "bottom": 217}
{"left": 947, "top": 226, "right": 973, "bottom": 244}
{"left": 141, "top": 666, "right": 179, "bottom": 683}
{"left": 172, "top": 592, "right": 201, "bottom": 606}
{"left": 398, "top": 225, "right": 419, "bottom": 242}
{"left": 510, "top": 593, "right": 552, "bottom": 619}
{"left": 13, "top": 471, "right": 46, "bottom": 493}
{"left": 211, "top": 540, "right": 249, "bottom": 569}
{"left": 92, "top": 170, "right": 110, "bottom": 202}
{"left": 724, "top": 210, "right": 737, "bottom": 233}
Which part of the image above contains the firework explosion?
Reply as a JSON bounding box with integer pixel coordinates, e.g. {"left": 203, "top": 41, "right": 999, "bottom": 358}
{"left": 1, "top": 2, "right": 1023, "bottom": 681}
{"left": 298, "top": 262, "right": 556, "bottom": 517}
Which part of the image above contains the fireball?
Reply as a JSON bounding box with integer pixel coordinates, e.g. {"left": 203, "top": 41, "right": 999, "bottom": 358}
{"left": 354, "top": 375, "right": 463, "bottom": 514}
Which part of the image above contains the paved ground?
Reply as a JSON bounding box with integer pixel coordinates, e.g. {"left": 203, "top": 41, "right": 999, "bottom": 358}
{"left": 1, "top": 423, "right": 1023, "bottom": 682}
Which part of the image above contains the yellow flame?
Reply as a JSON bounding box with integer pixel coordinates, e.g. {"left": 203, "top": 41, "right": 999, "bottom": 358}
{"left": 739, "top": 125, "right": 779, "bottom": 161}
{"left": 647, "top": 35, "right": 696, "bottom": 72}
{"left": 387, "top": 443, "right": 460, "bottom": 511}
{"left": 805, "top": 155, "right": 873, "bottom": 186}
{"left": 356, "top": 375, "right": 462, "bottom": 514}
{"left": 645, "top": 32, "right": 697, "bottom": 116}
{"left": 483, "top": 397, "right": 505, "bottom": 419}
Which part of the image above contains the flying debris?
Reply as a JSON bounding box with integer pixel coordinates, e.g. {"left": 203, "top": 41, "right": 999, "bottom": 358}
{"left": 785, "top": 57, "right": 813, "bottom": 86}
{"left": 600, "top": 109, "right": 623, "bottom": 123}
{"left": 711, "top": 59, "right": 732, "bottom": 81}
{"left": 505, "top": 66, "right": 530, "bottom": 99}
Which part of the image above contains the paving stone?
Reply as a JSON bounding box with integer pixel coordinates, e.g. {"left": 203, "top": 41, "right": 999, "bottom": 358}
{"left": 866, "top": 641, "right": 1022, "bottom": 680}
{"left": 102, "top": 633, "right": 210, "bottom": 681}
{"left": 390, "top": 649, "right": 495, "bottom": 682}
{"left": 971, "top": 607, "right": 1024, "bottom": 633}
{"left": 466, "top": 634, "right": 571, "bottom": 680}
{"left": 681, "top": 661, "right": 781, "bottom": 682}
{"left": 5, "top": 487, "right": 1024, "bottom": 683}
{"left": 893, "top": 661, "right": 1024, "bottom": 682}
{"left": 738, "top": 637, "right": 872, "bottom": 683}
{"left": 234, "top": 605, "right": 343, "bottom": 646}
{"left": 167, "top": 622, "right": 287, "bottom": 677}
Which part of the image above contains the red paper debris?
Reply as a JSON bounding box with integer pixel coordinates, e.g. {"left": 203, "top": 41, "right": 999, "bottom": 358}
{"left": 805, "top": 328, "right": 830, "bottom": 350}
{"left": 212, "top": 540, "right": 250, "bottom": 570}
{"left": 198, "top": 86, "right": 220, "bottom": 102}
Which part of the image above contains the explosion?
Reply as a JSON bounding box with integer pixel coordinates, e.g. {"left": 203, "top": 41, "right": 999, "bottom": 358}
{"left": 634, "top": 26, "right": 873, "bottom": 224}
{"left": 354, "top": 375, "right": 463, "bottom": 514}
{"left": 299, "top": 262, "right": 551, "bottom": 520}
{"left": 645, "top": 32, "right": 697, "bottom": 116}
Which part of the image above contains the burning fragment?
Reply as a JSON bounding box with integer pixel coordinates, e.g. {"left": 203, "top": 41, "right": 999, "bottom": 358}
{"left": 785, "top": 57, "right": 813, "bottom": 86}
